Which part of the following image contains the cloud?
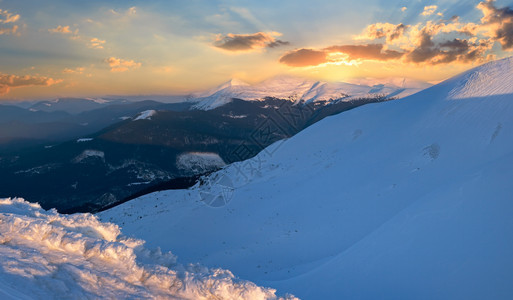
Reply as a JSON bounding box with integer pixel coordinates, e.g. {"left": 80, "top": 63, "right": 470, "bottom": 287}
{"left": 0, "top": 73, "right": 61, "bottom": 95}
{"left": 406, "top": 35, "right": 493, "bottom": 64}
{"left": 477, "top": 0, "right": 513, "bottom": 50}
{"left": 105, "top": 57, "right": 141, "bottom": 72}
{"left": 0, "top": 9, "right": 20, "bottom": 24}
{"left": 213, "top": 32, "right": 289, "bottom": 52}
{"left": 63, "top": 67, "right": 85, "bottom": 74}
{"left": 48, "top": 25, "right": 72, "bottom": 34}
{"left": 0, "top": 25, "right": 17, "bottom": 35}
{"left": 421, "top": 5, "right": 438, "bottom": 16}
{"left": 89, "top": 37, "right": 106, "bottom": 49}
{"left": 280, "top": 44, "right": 404, "bottom": 67}
{"left": 279, "top": 49, "right": 328, "bottom": 67}
{"left": 281, "top": 0, "right": 513, "bottom": 68}
{"left": 356, "top": 23, "right": 408, "bottom": 43}
{"left": 325, "top": 44, "right": 405, "bottom": 61}
{"left": 0, "top": 8, "right": 20, "bottom": 35}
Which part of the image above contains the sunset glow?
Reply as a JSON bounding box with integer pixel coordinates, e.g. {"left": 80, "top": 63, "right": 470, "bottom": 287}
{"left": 1, "top": 0, "right": 512, "bottom": 99}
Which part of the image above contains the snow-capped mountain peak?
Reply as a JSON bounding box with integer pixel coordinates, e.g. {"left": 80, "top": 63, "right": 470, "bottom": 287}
{"left": 226, "top": 78, "right": 250, "bottom": 87}
{"left": 190, "top": 75, "right": 430, "bottom": 110}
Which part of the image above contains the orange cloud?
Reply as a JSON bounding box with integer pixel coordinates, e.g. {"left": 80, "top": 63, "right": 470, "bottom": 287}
{"left": 325, "top": 44, "right": 404, "bottom": 61}
{"left": 213, "top": 32, "right": 289, "bottom": 52}
{"left": 89, "top": 37, "right": 106, "bottom": 49}
{"left": 48, "top": 25, "right": 72, "bottom": 34}
{"left": 281, "top": 0, "right": 513, "bottom": 68}
{"left": 279, "top": 49, "right": 328, "bottom": 67}
{"left": 280, "top": 44, "right": 404, "bottom": 67}
{"left": 105, "top": 57, "right": 141, "bottom": 72}
{"left": 0, "top": 25, "right": 17, "bottom": 35}
{"left": 63, "top": 67, "right": 85, "bottom": 74}
{"left": 0, "top": 8, "right": 20, "bottom": 35}
{"left": 0, "top": 73, "right": 62, "bottom": 95}
{"left": 0, "top": 9, "right": 20, "bottom": 24}
{"left": 421, "top": 5, "right": 438, "bottom": 16}
{"left": 356, "top": 23, "right": 408, "bottom": 43}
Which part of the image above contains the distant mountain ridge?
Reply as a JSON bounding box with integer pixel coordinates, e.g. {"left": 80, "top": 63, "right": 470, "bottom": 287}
{"left": 189, "top": 75, "right": 430, "bottom": 110}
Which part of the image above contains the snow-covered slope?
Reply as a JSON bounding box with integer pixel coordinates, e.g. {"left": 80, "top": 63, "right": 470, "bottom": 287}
{"left": 176, "top": 152, "right": 226, "bottom": 174}
{"left": 133, "top": 109, "right": 157, "bottom": 121}
{"left": 191, "top": 75, "right": 429, "bottom": 110}
{"left": 0, "top": 198, "right": 295, "bottom": 299}
{"left": 100, "top": 57, "right": 513, "bottom": 299}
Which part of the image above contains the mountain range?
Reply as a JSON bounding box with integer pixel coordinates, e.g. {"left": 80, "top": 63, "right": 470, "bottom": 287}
{"left": 0, "top": 76, "right": 417, "bottom": 213}
{"left": 190, "top": 75, "right": 429, "bottom": 110}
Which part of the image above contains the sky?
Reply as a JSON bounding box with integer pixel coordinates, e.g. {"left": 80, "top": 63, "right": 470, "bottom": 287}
{"left": 0, "top": 0, "right": 513, "bottom": 100}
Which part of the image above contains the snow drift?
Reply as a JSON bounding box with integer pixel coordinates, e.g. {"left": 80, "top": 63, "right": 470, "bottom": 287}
{"left": 0, "top": 198, "right": 295, "bottom": 299}
{"left": 101, "top": 57, "right": 513, "bottom": 299}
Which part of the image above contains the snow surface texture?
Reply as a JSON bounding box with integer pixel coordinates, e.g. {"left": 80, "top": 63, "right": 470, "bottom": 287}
{"left": 177, "top": 152, "right": 226, "bottom": 174}
{"left": 76, "top": 138, "right": 93, "bottom": 143}
{"left": 101, "top": 57, "right": 513, "bottom": 299}
{"left": 0, "top": 198, "right": 295, "bottom": 299}
{"left": 72, "top": 150, "right": 105, "bottom": 163}
{"left": 134, "top": 110, "right": 157, "bottom": 121}
{"left": 190, "top": 76, "right": 428, "bottom": 110}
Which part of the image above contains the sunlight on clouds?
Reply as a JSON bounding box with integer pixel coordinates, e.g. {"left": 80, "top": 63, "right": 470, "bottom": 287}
{"left": 0, "top": 73, "right": 62, "bottom": 95}
{"left": 0, "top": 8, "right": 20, "bottom": 35}
{"left": 1, "top": 1, "right": 513, "bottom": 99}
{"left": 421, "top": 5, "right": 438, "bottom": 16}
{"left": 63, "top": 67, "right": 86, "bottom": 74}
{"left": 89, "top": 37, "right": 106, "bottom": 49}
{"left": 281, "top": 0, "right": 513, "bottom": 70}
{"left": 355, "top": 23, "right": 408, "bottom": 43}
{"left": 48, "top": 25, "right": 72, "bottom": 34}
{"left": 105, "top": 57, "right": 142, "bottom": 72}
{"left": 0, "top": 8, "right": 20, "bottom": 24}
{"left": 318, "top": 52, "right": 363, "bottom": 67}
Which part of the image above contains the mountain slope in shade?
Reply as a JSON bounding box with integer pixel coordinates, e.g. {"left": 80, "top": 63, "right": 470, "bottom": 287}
{"left": 0, "top": 198, "right": 296, "bottom": 299}
{"left": 28, "top": 98, "right": 127, "bottom": 114}
{"left": 100, "top": 57, "right": 513, "bottom": 299}
{"left": 191, "top": 75, "right": 429, "bottom": 110}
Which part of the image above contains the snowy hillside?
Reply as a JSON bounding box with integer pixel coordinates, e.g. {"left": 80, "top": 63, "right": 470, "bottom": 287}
{"left": 177, "top": 152, "right": 226, "bottom": 174}
{"left": 190, "top": 75, "right": 428, "bottom": 110}
{"left": 133, "top": 109, "right": 157, "bottom": 120}
{"left": 100, "top": 57, "right": 513, "bottom": 299}
{"left": 0, "top": 198, "right": 295, "bottom": 299}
